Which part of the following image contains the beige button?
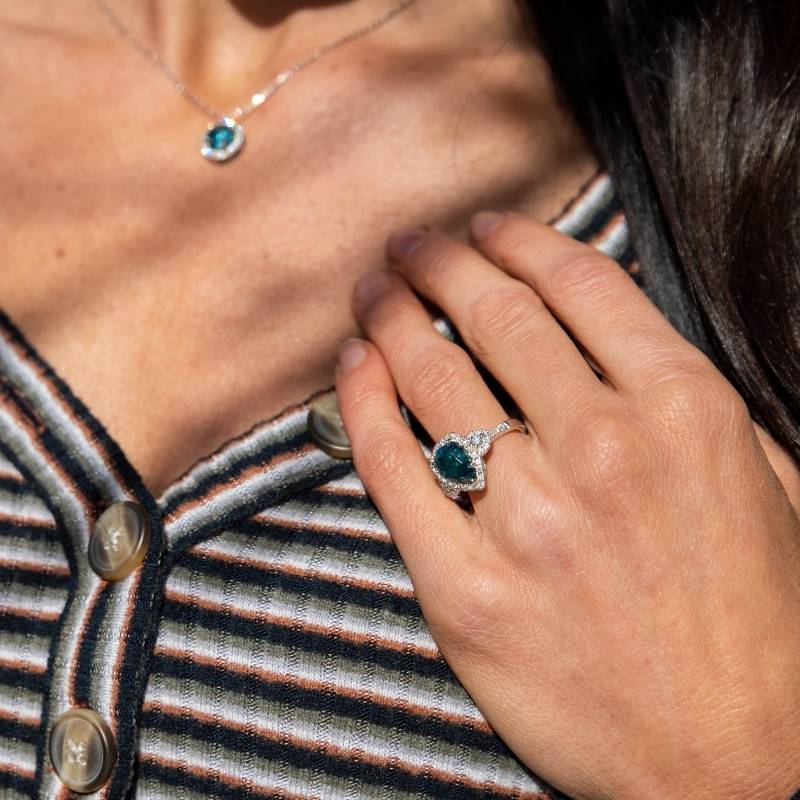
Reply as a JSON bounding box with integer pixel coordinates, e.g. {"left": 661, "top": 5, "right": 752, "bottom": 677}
{"left": 88, "top": 500, "right": 150, "bottom": 581}
{"left": 49, "top": 708, "right": 117, "bottom": 793}
{"left": 307, "top": 391, "right": 352, "bottom": 459}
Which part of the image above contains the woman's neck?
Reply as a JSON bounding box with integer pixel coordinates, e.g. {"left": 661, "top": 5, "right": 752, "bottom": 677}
{"left": 84, "top": 0, "right": 521, "bottom": 112}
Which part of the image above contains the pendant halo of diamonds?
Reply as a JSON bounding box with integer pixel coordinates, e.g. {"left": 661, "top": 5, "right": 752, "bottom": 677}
{"left": 429, "top": 420, "right": 526, "bottom": 499}
{"left": 200, "top": 117, "right": 245, "bottom": 163}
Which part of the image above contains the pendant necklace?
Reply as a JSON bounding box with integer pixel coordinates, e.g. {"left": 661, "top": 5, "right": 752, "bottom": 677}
{"left": 94, "top": 0, "right": 419, "bottom": 163}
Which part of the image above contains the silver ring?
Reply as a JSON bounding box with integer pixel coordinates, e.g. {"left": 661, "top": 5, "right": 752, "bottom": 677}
{"left": 429, "top": 419, "right": 527, "bottom": 498}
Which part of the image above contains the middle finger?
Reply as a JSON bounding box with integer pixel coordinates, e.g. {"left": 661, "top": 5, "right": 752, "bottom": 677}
{"left": 387, "top": 228, "right": 614, "bottom": 445}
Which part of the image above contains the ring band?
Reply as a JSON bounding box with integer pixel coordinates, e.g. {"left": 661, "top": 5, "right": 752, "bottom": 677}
{"left": 429, "top": 419, "right": 527, "bottom": 498}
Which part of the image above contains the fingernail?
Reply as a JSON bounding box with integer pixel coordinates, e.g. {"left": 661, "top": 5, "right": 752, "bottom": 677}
{"left": 470, "top": 211, "right": 505, "bottom": 241}
{"left": 354, "top": 270, "right": 392, "bottom": 304}
{"left": 337, "top": 338, "right": 368, "bottom": 372}
{"left": 387, "top": 226, "right": 427, "bottom": 261}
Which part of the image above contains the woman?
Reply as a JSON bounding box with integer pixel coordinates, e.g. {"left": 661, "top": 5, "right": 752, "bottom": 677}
{"left": 0, "top": 1, "right": 797, "bottom": 798}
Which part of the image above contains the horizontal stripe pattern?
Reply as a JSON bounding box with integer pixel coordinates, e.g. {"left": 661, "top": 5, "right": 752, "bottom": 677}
{"left": 0, "top": 454, "right": 64, "bottom": 794}
{"left": 141, "top": 489, "right": 543, "bottom": 798}
{"left": 0, "top": 167, "right": 637, "bottom": 798}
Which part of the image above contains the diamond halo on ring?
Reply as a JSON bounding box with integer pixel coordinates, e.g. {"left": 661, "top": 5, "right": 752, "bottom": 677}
{"left": 429, "top": 419, "right": 527, "bottom": 498}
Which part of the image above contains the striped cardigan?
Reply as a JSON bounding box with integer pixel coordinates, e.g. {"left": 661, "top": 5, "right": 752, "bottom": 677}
{"left": 0, "top": 168, "right": 637, "bottom": 799}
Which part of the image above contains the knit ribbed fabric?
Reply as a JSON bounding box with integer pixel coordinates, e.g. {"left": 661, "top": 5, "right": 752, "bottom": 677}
{"left": 0, "top": 168, "right": 638, "bottom": 799}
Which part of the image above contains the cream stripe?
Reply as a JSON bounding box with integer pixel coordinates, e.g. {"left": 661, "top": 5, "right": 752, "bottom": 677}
{"left": 0, "top": 451, "right": 23, "bottom": 481}
{"left": 162, "top": 444, "right": 337, "bottom": 546}
{"left": 0, "top": 588, "right": 66, "bottom": 620}
{"left": 0, "top": 633, "right": 50, "bottom": 673}
{"left": 593, "top": 216, "right": 630, "bottom": 260}
{"left": 253, "top": 502, "right": 392, "bottom": 542}
{"left": 0, "top": 539, "right": 68, "bottom": 575}
{"left": 137, "top": 739, "right": 365, "bottom": 800}
{"left": 153, "top": 623, "right": 484, "bottom": 726}
{"left": 156, "top": 405, "right": 310, "bottom": 509}
{"left": 554, "top": 173, "right": 614, "bottom": 236}
{"left": 0, "top": 684, "right": 41, "bottom": 727}
{"left": 0, "top": 488, "right": 55, "bottom": 527}
{"left": 0, "top": 740, "right": 37, "bottom": 778}
{"left": 317, "top": 471, "right": 367, "bottom": 493}
{"left": 167, "top": 576, "right": 439, "bottom": 659}
{"left": 192, "top": 535, "right": 414, "bottom": 596}
{"left": 144, "top": 677, "right": 531, "bottom": 793}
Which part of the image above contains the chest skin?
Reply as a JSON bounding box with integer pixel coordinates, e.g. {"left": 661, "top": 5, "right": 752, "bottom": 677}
{"left": 0, "top": 5, "right": 598, "bottom": 498}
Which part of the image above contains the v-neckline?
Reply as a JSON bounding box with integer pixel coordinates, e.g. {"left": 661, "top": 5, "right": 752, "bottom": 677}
{"left": 0, "top": 165, "right": 626, "bottom": 548}
{"left": 0, "top": 307, "right": 356, "bottom": 556}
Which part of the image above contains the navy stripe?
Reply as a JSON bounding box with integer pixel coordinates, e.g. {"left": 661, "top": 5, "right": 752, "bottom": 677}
{"left": 0, "top": 768, "right": 36, "bottom": 798}
{"left": 0, "top": 520, "right": 58, "bottom": 542}
{"left": 141, "top": 707, "right": 525, "bottom": 800}
{"left": 0, "top": 611, "right": 58, "bottom": 638}
{"left": 572, "top": 192, "right": 623, "bottom": 243}
{"left": 151, "top": 651, "right": 507, "bottom": 756}
{"left": 233, "top": 516, "right": 400, "bottom": 563}
{"left": 160, "top": 598, "right": 451, "bottom": 681}
{"left": 0, "top": 476, "right": 31, "bottom": 493}
{"left": 0, "top": 715, "right": 38, "bottom": 746}
{"left": 163, "top": 461, "right": 354, "bottom": 560}
{"left": 0, "top": 566, "right": 70, "bottom": 592}
{"left": 138, "top": 757, "right": 319, "bottom": 800}
{"left": 72, "top": 580, "right": 115, "bottom": 707}
{"left": 0, "top": 665, "right": 45, "bottom": 694}
{"left": 617, "top": 241, "right": 636, "bottom": 269}
{"left": 93, "top": 518, "right": 169, "bottom": 800}
{"left": 177, "top": 550, "right": 419, "bottom": 617}
{"left": 306, "top": 486, "right": 376, "bottom": 511}
{"left": 158, "top": 429, "right": 311, "bottom": 519}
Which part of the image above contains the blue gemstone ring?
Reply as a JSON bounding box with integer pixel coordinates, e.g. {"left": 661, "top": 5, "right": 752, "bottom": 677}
{"left": 429, "top": 419, "right": 527, "bottom": 498}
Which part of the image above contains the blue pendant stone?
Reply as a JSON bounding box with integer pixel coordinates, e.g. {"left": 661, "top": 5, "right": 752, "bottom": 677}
{"left": 207, "top": 124, "right": 235, "bottom": 150}
{"left": 434, "top": 442, "right": 477, "bottom": 483}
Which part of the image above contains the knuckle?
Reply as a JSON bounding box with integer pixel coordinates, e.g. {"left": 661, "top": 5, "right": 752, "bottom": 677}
{"left": 650, "top": 365, "right": 747, "bottom": 432}
{"left": 409, "top": 240, "right": 467, "bottom": 295}
{"left": 464, "top": 283, "right": 542, "bottom": 357}
{"left": 548, "top": 253, "right": 619, "bottom": 300}
{"left": 355, "top": 429, "right": 413, "bottom": 488}
{"left": 434, "top": 562, "right": 515, "bottom": 651}
{"left": 571, "top": 412, "right": 646, "bottom": 489}
{"left": 402, "top": 346, "right": 475, "bottom": 416}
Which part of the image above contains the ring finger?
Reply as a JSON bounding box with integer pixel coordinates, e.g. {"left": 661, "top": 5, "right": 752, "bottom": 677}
{"left": 352, "top": 268, "right": 539, "bottom": 515}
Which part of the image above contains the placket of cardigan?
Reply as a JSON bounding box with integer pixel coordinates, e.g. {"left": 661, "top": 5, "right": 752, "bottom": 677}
{"left": 154, "top": 386, "right": 354, "bottom": 566}
{"left": 0, "top": 315, "right": 352, "bottom": 800}
{"left": 0, "top": 166, "right": 637, "bottom": 799}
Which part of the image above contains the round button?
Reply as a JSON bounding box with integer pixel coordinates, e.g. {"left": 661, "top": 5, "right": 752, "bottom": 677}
{"left": 88, "top": 500, "right": 150, "bottom": 581}
{"left": 49, "top": 708, "right": 117, "bottom": 793}
{"left": 307, "top": 391, "right": 352, "bottom": 459}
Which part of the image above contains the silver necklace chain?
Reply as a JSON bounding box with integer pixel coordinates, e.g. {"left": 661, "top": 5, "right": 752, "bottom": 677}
{"left": 94, "top": 0, "right": 419, "bottom": 123}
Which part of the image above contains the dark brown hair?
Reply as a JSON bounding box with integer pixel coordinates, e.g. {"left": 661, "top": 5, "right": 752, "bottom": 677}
{"left": 519, "top": 0, "right": 800, "bottom": 463}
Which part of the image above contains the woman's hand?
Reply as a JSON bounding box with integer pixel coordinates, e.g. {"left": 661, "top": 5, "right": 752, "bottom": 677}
{"left": 334, "top": 212, "right": 800, "bottom": 800}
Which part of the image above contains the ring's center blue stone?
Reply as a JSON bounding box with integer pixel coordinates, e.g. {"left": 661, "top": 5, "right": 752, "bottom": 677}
{"left": 434, "top": 442, "right": 477, "bottom": 483}
{"left": 207, "top": 124, "right": 235, "bottom": 150}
